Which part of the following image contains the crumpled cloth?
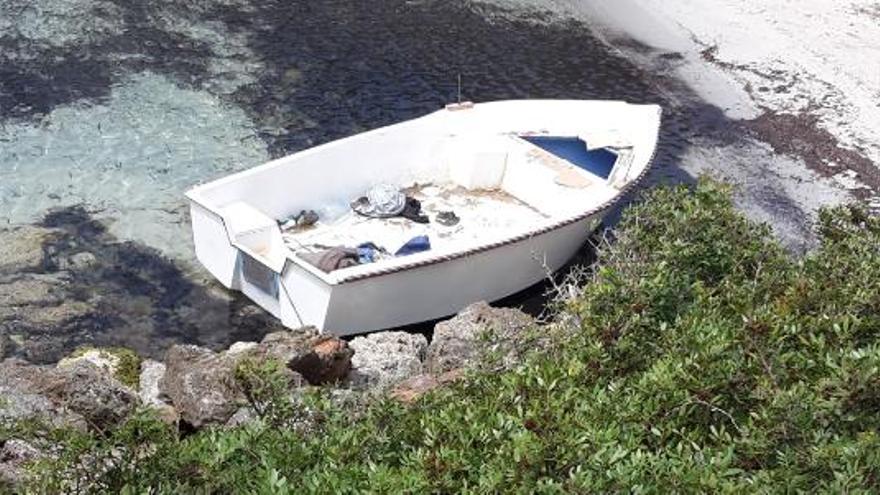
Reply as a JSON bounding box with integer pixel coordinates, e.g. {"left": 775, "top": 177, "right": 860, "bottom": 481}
{"left": 300, "top": 247, "right": 360, "bottom": 273}
{"left": 300, "top": 242, "right": 391, "bottom": 272}
{"left": 351, "top": 183, "right": 406, "bottom": 218}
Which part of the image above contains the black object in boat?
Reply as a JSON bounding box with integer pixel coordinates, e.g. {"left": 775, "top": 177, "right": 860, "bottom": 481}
{"left": 436, "top": 211, "right": 459, "bottom": 226}
{"left": 400, "top": 197, "right": 429, "bottom": 224}
{"left": 296, "top": 209, "right": 319, "bottom": 228}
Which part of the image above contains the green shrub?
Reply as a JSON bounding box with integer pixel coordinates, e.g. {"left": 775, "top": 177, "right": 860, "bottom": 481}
{"left": 233, "top": 356, "right": 303, "bottom": 428}
{"left": 20, "top": 179, "right": 880, "bottom": 493}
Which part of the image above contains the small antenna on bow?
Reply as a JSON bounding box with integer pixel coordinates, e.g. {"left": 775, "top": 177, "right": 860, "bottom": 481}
{"left": 446, "top": 73, "right": 473, "bottom": 110}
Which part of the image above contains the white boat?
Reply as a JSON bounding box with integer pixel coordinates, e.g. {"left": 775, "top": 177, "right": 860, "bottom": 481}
{"left": 185, "top": 100, "right": 661, "bottom": 335}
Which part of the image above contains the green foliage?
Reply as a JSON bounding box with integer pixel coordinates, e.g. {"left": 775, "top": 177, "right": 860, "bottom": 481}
{"left": 234, "top": 357, "right": 300, "bottom": 427}
{"left": 19, "top": 179, "right": 880, "bottom": 493}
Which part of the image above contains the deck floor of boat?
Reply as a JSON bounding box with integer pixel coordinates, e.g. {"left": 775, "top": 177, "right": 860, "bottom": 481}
{"left": 282, "top": 183, "right": 550, "bottom": 257}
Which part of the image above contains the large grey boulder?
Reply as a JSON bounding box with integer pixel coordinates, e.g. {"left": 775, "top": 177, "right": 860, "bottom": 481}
{"left": 160, "top": 345, "right": 243, "bottom": 429}
{"left": 0, "top": 359, "right": 83, "bottom": 430}
{"left": 0, "top": 358, "right": 136, "bottom": 431}
{"left": 347, "top": 331, "right": 427, "bottom": 391}
{"left": 254, "top": 328, "right": 353, "bottom": 385}
{"left": 40, "top": 360, "right": 138, "bottom": 429}
{"left": 425, "top": 302, "right": 538, "bottom": 374}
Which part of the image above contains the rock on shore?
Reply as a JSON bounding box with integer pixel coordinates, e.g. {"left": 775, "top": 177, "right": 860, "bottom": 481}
{"left": 425, "top": 301, "right": 537, "bottom": 374}
{"left": 0, "top": 439, "right": 42, "bottom": 489}
{"left": 0, "top": 300, "right": 552, "bottom": 489}
{"left": 253, "top": 328, "right": 353, "bottom": 385}
{"left": 1, "top": 302, "right": 545, "bottom": 432}
{"left": 159, "top": 328, "right": 353, "bottom": 428}
{"left": 159, "top": 345, "right": 244, "bottom": 428}
{"left": 347, "top": 331, "right": 427, "bottom": 391}
{"left": 0, "top": 358, "right": 137, "bottom": 431}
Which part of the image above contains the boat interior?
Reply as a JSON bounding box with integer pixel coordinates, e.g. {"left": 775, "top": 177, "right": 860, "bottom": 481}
{"left": 191, "top": 126, "right": 634, "bottom": 281}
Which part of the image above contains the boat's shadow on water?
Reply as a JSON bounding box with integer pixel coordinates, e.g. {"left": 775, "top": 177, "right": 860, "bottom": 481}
{"left": 0, "top": 206, "right": 285, "bottom": 363}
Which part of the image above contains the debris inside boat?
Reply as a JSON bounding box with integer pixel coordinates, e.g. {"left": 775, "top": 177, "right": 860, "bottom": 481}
{"left": 285, "top": 182, "right": 547, "bottom": 273}
{"left": 185, "top": 100, "right": 661, "bottom": 334}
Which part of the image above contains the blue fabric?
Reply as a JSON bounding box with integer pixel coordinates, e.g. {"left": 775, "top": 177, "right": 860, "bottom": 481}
{"left": 356, "top": 242, "right": 383, "bottom": 264}
{"left": 394, "top": 235, "right": 431, "bottom": 256}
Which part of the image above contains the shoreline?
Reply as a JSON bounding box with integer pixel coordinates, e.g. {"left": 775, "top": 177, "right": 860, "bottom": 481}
{"left": 499, "top": 0, "right": 880, "bottom": 170}
{"left": 485, "top": 0, "right": 880, "bottom": 243}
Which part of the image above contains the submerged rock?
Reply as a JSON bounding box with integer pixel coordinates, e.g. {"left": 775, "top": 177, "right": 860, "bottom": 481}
{"left": 1, "top": 206, "right": 284, "bottom": 364}
{"left": 160, "top": 345, "right": 243, "bottom": 429}
{"left": 56, "top": 251, "right": 98, "bottom": 271}
{"left": 0, "top": 270, "right": 98, "bottom": 364}
{"left": 0, "top": 226, "right": 54, "bottom": 273}
{"left": 0, "top": 273, "right": 93, "bottom": 328}
{"left": 347, "top": 331, "right": 427, "bottom": 391}
{"left": 425, "top": 302, "right": 537, "bottom": 374}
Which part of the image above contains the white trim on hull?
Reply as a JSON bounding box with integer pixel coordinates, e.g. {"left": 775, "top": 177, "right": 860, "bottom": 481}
{"left": 186, "top": 99, "right": 661, "bottom": 335}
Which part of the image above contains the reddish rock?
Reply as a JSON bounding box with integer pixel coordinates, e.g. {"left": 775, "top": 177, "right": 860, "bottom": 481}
{"left": 256, "top": 329, "right": 353, "bottom": 385}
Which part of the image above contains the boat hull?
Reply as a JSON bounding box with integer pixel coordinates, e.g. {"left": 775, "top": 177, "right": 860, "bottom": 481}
{"left": 191, "top": 201, "right": 600, "bottom": 335}
{"left": 186, "top": 99, "right": 661, "bottom": 335}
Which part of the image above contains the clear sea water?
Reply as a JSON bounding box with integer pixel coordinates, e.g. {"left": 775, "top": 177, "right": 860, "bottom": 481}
{"left": 0, "top": 0, "right": 716, "bottom": 361}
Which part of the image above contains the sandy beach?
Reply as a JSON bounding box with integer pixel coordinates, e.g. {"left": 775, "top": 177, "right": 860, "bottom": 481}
{"left": 489, "top": 0, "right": 880, "bottom": 246}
